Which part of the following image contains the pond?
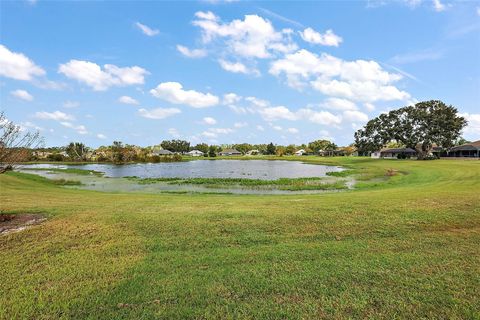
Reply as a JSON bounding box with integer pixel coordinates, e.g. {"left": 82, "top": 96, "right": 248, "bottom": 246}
{"left": 19, "top": 160, "right": 352, "bottom": 195}
{"left": 21, "top": 160, "right": 344, "bottom": 180}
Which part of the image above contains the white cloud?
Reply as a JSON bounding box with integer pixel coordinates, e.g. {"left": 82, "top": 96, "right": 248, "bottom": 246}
{"left": 223, "top": 92, "right": 242, "bottom": 105}
{"left": 192, "top": 11, "right": 297, "bottom": 59}
{"left": 176, "top": 45, "right": 207, "bottom": 58}
{"left": 135, "top": 22, "right": 159, "bottom": 36}
{"left": 60, "top": 121, "right": 88, "bottom": 135}
{"left": 364, "top": 102, "right": 376, "bottom": 111}
{"left": 168, "top": 128, "right": 181, "bottom": 138}
{"left": 35, "top": 111, "right": 74, "bottom": 121}
{"left": 321, "top": 98, "right": 357, "bottom": 111}
{"left": 342, "top": 110, "right": 369, "bottom": 123}
{"left": 63, "top": 100, "right": 80, "bottom": 108}
{"left": 97, "top": 133, "right": 107, "bottom": 139}
{"left": 218, "top": 59, "right": 259, "bottom": 75}
{"left": 138, "top": 107, "right": 181, "bottom": 119}
{"left": 234, "top": 121, "right": 248, "bottom": 128}
{"left": 270, "top": 49, "right": 410, "bottom": 103}
{"left": 58, "top": 60, "right": 148, "bottom": 91}
{"left": 202, "top": 116, "right": 217, "bottom": 125}
{"left": 299, "top": 28, "right": 343, "bottom": 47}
{"left": 287, "top": 127, "right": 299, "bottom": 134}
{"left": 390, "top": 48, "right": 444, "bottom": 64}
{"left": 258, "top": 105, "right": 298, "bottom": 121}
{"left": 296, "top": 109, "right": 342, "bottom": 126}
{"left": 11, "top": 89, "right": 33, "bottom": 101}
{"left": 477, "top": 7, "right": 480, "bottom": 16}
{"left": 461, "top": 113, "right": 480, "bottom": 137}
{"left": 118, "top": 95, "right": 139, "bottom": 105}
{"left": 256, "top": 125, "right": 265, "bottom": 131}
{"left": 150, "top": 82, "right": 219, "bottom": 108}
{"left": 0, "top": 45, "right": 45, "bottom": 81}
{"left": 432, "top": 0, "right": 446, "bottom": 12}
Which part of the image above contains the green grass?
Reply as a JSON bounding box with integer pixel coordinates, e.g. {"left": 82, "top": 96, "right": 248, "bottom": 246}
{"left": 128, "top": 176, "right": 348, "bottom": 191}
{"left": 1, "top": 157, "right": 479, "bottom": 319}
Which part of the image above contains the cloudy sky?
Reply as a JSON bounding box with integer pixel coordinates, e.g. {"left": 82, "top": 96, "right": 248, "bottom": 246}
{"left": 1, "top": 0, "right": 479, "bottom": 147}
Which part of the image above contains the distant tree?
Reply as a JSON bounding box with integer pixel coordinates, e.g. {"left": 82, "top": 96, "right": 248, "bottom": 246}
{"left": 276, "top": 145, "right": 286, "bottom": 156}
{"left": 454, "top": 137, "right": 470, "bottom": 146}
{"left": 308, "top": 139, "right": 336, "bottom": 153}
{"left": 161, "top": 140, "right": 190, "bottom": 153}
{"left": 233, "top": 143, "right": 253, "bottom": 155}
{"left": 354, "top": 100, "right": 467, "bottom": 159}
{"left": 285, "top": 144, "right": 296, "bottom": 155}
{"left": 266, "top": 142, "right": 276, "bottom": 155}
{"left": 0, "top": 112, "right": 43, "bottom": 173}
{"left": 208, "top": 145, "right": 217, "bottom": 157}
{"left": 194, "top": 143, "right": 209, "bottom": 154}
{"left": 66, "top": 142, "right": 88, "bottom": 161}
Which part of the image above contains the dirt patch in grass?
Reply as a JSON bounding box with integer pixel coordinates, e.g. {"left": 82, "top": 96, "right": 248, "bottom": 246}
{"left": 0, "top": 213, "right": 46, "bottom": 235}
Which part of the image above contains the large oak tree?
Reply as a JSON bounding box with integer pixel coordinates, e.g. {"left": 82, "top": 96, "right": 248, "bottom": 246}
{"left": 354, "top": 100, "right": 467, "bottom": 159}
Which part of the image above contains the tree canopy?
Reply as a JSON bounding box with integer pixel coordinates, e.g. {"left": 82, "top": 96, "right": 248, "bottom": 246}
{"left": 354, "top": 100, "right": 467, "bottom": 159}
{"left": 161, "top": 140, "right": 190, "bottom": 153}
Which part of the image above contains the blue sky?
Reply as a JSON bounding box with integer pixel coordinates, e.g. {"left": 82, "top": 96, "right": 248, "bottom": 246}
{"left": 1, "top": 0, "right": 479, "bottom": 147}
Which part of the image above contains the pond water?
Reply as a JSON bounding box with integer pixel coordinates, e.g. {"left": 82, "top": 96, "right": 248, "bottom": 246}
{"left": 21, "top": 160, "right": 343, "bottom": 180}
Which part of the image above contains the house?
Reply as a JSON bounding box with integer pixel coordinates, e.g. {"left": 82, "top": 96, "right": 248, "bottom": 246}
{"left": 153, "top": 149, "right": 173, "bottom": 156}
{"left": 443, "top": 140, "right": 480, "bottom": 159}
{"left": 218, "top": 148, "right": 242, "bottom": 156}
{"left": 294, "top": 149, "right": 306, "bottom": 156}
{"left": 380, "top": 148, "right": 417, "bottom": 159}
{"left": 187, "top": 150, "right": 204, "bottom": 157}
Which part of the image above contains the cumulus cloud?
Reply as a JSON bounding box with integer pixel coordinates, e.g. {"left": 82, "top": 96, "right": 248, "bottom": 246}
{"left": 11, "top": 89, "right": 33, "bottom": 101}
{"left": 97, "top": 133, "right": 107, "bottom": 139}
{"left": 222, "top": 93, "right": 242, "bottom": 105}
{"left": 461, "top": 113, "right": 480, "bottom": 137}
{"left": 202, "top": 116, "right": 217, "bottom": 125}
{"left": 138, "top": 107, "right": 181, "bottom": 119}
{"left": 296, "top": 109, "right": 342, "bottom": 125}
{"left": 432, "top": 0, "right": 446, "bottom": 12}
{"left": 192, "top": 11, "right": 297, "bottom": 59}
{"left": 321, "top": 98, "right": 357, "bottom": 111}
{"left": 150, "top": 82, "right": 219, "bottom": 108}
{"left": 299, "top": 28, "right": 343, "bottom": 46}
{"left": 63, "top": 100, "right": 80, "bottom": 108}
{"left": 287, "top": 127, "right": 299, "bottom": 134}
{"left": 342, "top": 110, "right": 369, "bottom": 123}
{"left": 118, "top": 95, "right": 139, "bottom": 105}
{"left": 34, "top": 111, "right": 74, "bottom": 121}
{"left": 0, "top": 45, "right": 45, "bottom": 81}
{"left": 218, "top": 59, "right": 259, "bottom": 75}
{"left": 58, "top": 60, "right": 148, "bottom": 91}
{"left": 60, "top": 121, "right": 88, "bottom": 135}
{"left": 270, "top": 49, "right": 410, "bottom": 102}
{"left": 234, "top": 121, "right": 248, "bottom": 128}
{"left": 201, "top": 127, "right": 234, "bottom": 138}
{"left": 176, "top": 45, "right": 207, "bottom": 58}
{"left": 135, "top": 22, "right": 159, "bottom": 36}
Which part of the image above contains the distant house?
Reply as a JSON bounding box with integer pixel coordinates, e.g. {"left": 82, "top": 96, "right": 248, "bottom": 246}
{"left": 372, "top": 148, "right": 417, "bottom": 159}
{"left": 294, "top": 149, "right": 306, "bottom": 156}
{"left": 443, "top": 140, "right": 480, "bottom": 159}
{"left": 187, "top": 150, "right": 204, "bottom": 157}
{"left": 153, "top": 149, "right": 173, "bottom": 156}
{"left": 246, "top": 149, "right": 260, "bottom": 156}
{"left": 219, "top": 148, "right": 242, "bottom": 156}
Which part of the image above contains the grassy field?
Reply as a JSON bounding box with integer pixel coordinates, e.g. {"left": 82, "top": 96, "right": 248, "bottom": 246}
{"left": 1, "top": 157, "right": 479, "bottom": 319}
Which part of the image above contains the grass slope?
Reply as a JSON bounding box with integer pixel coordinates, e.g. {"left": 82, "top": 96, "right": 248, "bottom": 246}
{"left": 1, "top": 157, "right": 479, "bottom": 319}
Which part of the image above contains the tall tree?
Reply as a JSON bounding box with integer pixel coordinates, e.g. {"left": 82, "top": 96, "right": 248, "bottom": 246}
{"left": 193, "top": 143, "right": 209, "bottom": 154}
{"left": 308, "top": 139, "right": 336, "bottom": 153}
{"left": 66, "top": 142, "right": 88, "bottom": 161}
{"left": 355, "top": 100, "right": 467, "bottom": 159}
{"left": 161, "top": 140, "right": 190, "bottom": 153}
{"left": 0, "top": 112, "right": 43, "bottom": 173}
{"left": 266, "top": 142, "right": 276, "bottom": 155}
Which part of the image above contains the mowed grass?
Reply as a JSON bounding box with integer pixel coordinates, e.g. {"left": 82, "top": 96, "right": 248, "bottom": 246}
{"left": 0, "top": 157, "right": 479, "bottom": 319}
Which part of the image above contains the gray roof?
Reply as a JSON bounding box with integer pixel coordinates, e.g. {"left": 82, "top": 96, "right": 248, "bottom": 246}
{"left": 155, "top": 149, "right": 173, "bottom": 155}
{"left": 220, "top": 148, "right": 241, "bottom": 154}
{"left": 381, "top": 148, "right": 416, "bottom": 153}
{"left": 450, "top": 140, "right": 480, "bottom": 151}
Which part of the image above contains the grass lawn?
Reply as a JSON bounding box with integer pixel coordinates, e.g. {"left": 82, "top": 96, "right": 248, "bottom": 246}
{"left": 1, "top": 157, "right": 479, "bottom": 319}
